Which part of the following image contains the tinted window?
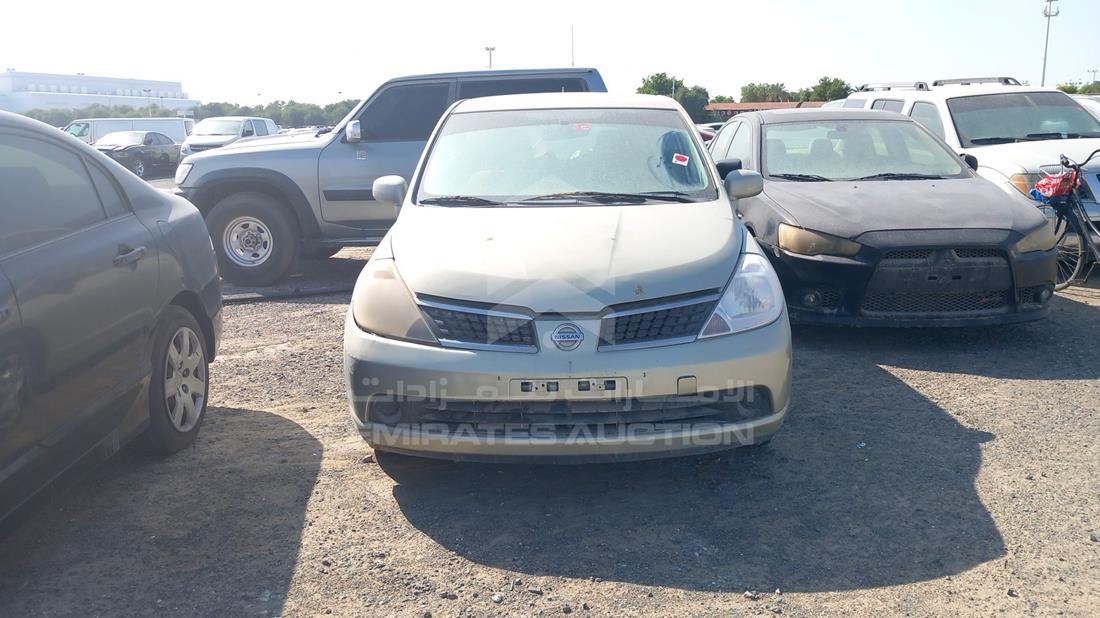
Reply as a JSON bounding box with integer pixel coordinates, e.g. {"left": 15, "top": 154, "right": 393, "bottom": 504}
{"left": 359, "top": 83, "right": 451, "bottom": 142}
{"left": 709, "top": 123, "right": 737, "bottom": 159}
{"left": 252, "top": 121, "right": 269, "bottom": 136}
{"left": 947, "top": 91, "right": 1100, "bottom": 148}
{"left": 86, "top": 162, "right": 129, "bottom": 218}
{"left": 143, "top": 133, "right": 156, "bottom": 145}
{"left": 459, "top": 78, "right": 586, "bottom": 99}
{"left": 727, "top": 122, "right": 753, "bottom": 168}
{"left": 910, "top": 101, "right": 946, "bottom": 139}
{"left": 242, "top": 120, "right": 255, "bottom": 136}
{"left": 0, "top": 134, "right": 106, "bottom": 253}
{"left": 872, "top": 99, "right": 904, "bottom": 113}
{"left": 154, "top": 132, "right": 174, "bottom": 145}
{"left": 844, "top": 98, "right": 868, "bottom": 109}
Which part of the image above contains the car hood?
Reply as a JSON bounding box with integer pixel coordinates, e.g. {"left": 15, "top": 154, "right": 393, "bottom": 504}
{"left": 95, "top": 144, "right": 131, "bottom": 152}
{"left": 186, "top": 133, "right": 329, "bottom": 161}
{"left": 963, "top": 138, "right": 1100, "bottom": 174}
{"left": 763, "top": 177, "right": 1046, "bottom": 239}
{"left": 390, "top": 200, "right": 742, "bottom": 313}
{"left": 185, "top": 135, "right": 238, "bottom": 147}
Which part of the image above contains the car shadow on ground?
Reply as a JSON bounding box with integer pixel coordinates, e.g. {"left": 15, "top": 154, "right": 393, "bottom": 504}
{"left": 383, "top": 329, "right": 1005, "bottom": 593}
{"left": 221, "top": 249, "right": 372, "bottom": 303}
{"left": 0, "top": 407, "right": 320, "bottom": 616}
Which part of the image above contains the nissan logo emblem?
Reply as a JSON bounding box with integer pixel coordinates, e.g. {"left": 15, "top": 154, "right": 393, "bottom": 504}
{"left": 550, "top": 323, "right": 584, "bottom": 351}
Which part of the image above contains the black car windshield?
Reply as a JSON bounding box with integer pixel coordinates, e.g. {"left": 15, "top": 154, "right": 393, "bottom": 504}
{"left": 763, "top": 119, "right": 965, "bottom": 181}
{"left": 948, "top": 92, "right": 1100, "bottom": 148}
{"left": 417, "top": 108, "right": 716, "bottom": 205}
{"left": 192, "top": 119, "right": 242, "bottom": 136}
{"left": 96, "top": 131, "right": 144, "bottom": 146}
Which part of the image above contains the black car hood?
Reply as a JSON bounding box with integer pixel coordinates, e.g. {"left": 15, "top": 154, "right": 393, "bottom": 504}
{"left": 762, "top": 177, "right": 1047, "bottom": 238}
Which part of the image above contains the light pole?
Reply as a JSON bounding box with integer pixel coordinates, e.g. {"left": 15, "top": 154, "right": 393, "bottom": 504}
{"left": 485, "top": 46, "right": 496, "bottom": 69}
{"left": 1041, "top": 0, "right": 1060, "bottom": 87}
{"left": 1089, "top": 69, "right": 1099, "bottom": 84}
{"left": 142, "top": 88, "right": 152, "bottom": 115}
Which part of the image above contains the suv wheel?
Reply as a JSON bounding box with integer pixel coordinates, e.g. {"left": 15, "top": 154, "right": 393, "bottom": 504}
{"left": 143, "top": 306, "right": 208, "bottom": 454}
{"left": 207, "top": 192, "right": 299, "bottom": 287}
{"left": 130, "top": 157, "right": 146, "bottom": 179}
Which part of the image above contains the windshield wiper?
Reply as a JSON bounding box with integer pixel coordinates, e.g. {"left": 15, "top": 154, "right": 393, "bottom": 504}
{"left": 969, "top": 137, "right": 1027, "bottom": 145}
{"left": 770, "top": 173, "right": 832, "bottom": 182}
{"left": 419, "top": 195, "right": 504, "bottom": 207}
{"left": 519, "top": 191, "right": 651, "bottom": 204}
{"left": 851, "top": 172, "right": 946, "bottom": 181}
{"left": 1025, "top": 131, "right": 1100, "bottom": 140}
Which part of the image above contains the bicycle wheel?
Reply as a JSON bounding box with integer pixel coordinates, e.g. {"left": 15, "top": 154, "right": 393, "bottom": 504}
{"left": 1055, "top": 221, "right": 1085, "bottom": 290}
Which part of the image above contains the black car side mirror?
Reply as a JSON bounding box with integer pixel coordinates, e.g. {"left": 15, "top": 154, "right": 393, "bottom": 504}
{"left": 715, "top": 158, "right": 743, "bottom": 179}
{"left": 960, "top": 153, "right": 978, "bottom": 171}
{"left": 242, "top": 129, "right": 254, "bottom": 137}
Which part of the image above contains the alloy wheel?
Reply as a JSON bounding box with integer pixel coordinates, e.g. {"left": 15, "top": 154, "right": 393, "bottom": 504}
{"left": 163, "top": 326, "right": 206, "bottom": 433}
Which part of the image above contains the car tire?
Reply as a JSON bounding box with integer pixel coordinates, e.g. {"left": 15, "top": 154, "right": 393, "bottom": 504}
{"left": 302, "top": 246, "right": 342, "bottom": 260}
{"left": 207, "top": 192, "right": 299, "bottom": 287}
{"left": 130, "top": 157, "right": 146, "bottom": 179}
{"left": 142, "top": 305, "right": 209, "bottom": 454}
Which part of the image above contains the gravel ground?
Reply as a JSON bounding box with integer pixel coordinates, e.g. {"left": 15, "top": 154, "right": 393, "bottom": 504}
{"left": 0, "top": 273, "right": 1098, "bottom": 616}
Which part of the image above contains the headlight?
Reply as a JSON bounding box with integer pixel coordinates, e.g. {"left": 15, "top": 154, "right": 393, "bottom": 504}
{"left": 351, "top": 258, "right": 438, "bottom": 345}
{"left": 1009, "top": 173, "right": 1043, "bottom": 198}
{"left": 180, "top": 144, "right": 193, "bottom": 155}
{"left": 778, "top": 223, "right": 862, "bottom": 257}
{"left": 174, "top": 163, "right": 193, "bottom": 185}
{"left": 1015, "top": 220, "right": 1057, "bottom": 253}
{"left": 699, "top": 253, "right": 784, "bottom": 338}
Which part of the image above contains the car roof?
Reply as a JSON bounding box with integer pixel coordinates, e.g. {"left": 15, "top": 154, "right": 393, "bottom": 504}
{"left": 200, "top": 116, "right": 267, "bottom": 121}
{"left": 453, "top": 92, "right": 680, "bottom": 113}
{"left": 749, "top": 108, "right": 912, "bottom": 124}
{"left": 389, "top": 67, "right": 600, "bottom": 83}
{"left": 0, "top": 109, "right": 53, "bottom": 132}
{"left": 848, "top": 84, "right": 1065, "bottom": 102}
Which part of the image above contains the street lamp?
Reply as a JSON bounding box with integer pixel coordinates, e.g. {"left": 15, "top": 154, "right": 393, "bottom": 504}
{"left": 1040, "top": 0, "right": 1059, "bottom": 87}
{"left": 485, "top": 46, "right": 496, "bottom": 69}
{"left": 142, "top": 88, "right": 152, "bottom": 114}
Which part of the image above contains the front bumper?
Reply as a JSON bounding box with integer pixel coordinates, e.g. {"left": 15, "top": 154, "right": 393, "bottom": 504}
{"left": 763, "top": 229, "right": 1056, "bottom": 327}
{"left": 343, "top": 311, "right": 792, "bottom": 462}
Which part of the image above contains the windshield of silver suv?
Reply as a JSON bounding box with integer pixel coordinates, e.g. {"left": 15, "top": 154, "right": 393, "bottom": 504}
{"left": 763, "top": 119, "right": 966, "bottom": 181}
{"left": 416, "top": 108, "right": 716, "bottom": 205}
{"left": 192, "top": 119, "right": 243, "bottom": 136}
{"left": 947, "top": 92, "right": 1100, "bottom": 148}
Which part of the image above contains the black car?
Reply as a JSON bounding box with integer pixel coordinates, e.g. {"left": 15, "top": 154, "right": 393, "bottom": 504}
{"left": 95, "top": 130, "right": 181, "bottom": 179}
{"left": 709, "top": 109, "right": 1057, "bottom": 326}
{"left": 0, "top": 111, "right": 221, "bottom": 526}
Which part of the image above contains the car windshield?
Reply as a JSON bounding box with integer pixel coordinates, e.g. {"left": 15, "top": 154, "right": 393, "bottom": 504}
{"left": 417, "top": 107, "right": 716, "bottom": 205}
{"left": 763, "top": 119, "right": 965, "bottom": 181}
{"left": 192, "top": 119, "right": 242, "bottom": 136}
{"left": 64, "top": 122, "right": 89, "bottom": 137}
{"left": 96, "top": 131, "right": 144, "bottom": 146}
{"left": 948, "top": 92, "right": 1100, "bottom": 147}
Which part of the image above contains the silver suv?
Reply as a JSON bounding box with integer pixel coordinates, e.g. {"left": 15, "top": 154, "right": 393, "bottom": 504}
{"left": 173, "top": 68, "right": 607, "bottom": 286}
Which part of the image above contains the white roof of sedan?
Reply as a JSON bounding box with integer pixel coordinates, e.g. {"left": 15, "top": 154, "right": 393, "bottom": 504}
{"left": 453, "top": 92, "right": 681, "bottom": 113}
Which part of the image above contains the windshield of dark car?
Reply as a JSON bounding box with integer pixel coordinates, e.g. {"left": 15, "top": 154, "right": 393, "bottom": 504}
{"left": 763, "top": 119, "right": 966, "bottom": 181}
{"left": 193, "top": 119, "right": 242, "bottom": 136}
{"left": 65, "top": 122, "right": 89, "bottom": 137}
{"left": 417, "top": 107, "right": 716, "bottom": 205}
{"left": 96, "top": 131, "right": 144, "bottom": 146}
{"left": 948, "top": 92, "right": 1100, "bottom": 147}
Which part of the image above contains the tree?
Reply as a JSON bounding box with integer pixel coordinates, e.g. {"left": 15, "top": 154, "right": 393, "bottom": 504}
{"left": 808, "top": 76, "right": 853, "bottom": 101}
{"left": 1077, "top": 82, "right": 1100, "bottom": 94}
{"left": 23, "top": 98, "right": 361, "bottom": 128}
{"left": 637, "top": 72, "right": 684, "bottom": 97}
{"left": 795, "top": 87, "right": 814, "bottom": 102}
{"left": 710, "top": 95, "right": 735, "bottom": 104}
{"left": 1057, "top": 83, "right": 1080, "bottom": 94}
{"left": 740, "top": 83, "right": 792, "bottom": 103}
{"left": 636, "top": 73, "right": 710, "bottom": 122}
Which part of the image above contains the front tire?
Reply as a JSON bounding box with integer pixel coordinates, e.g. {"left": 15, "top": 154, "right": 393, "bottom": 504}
{"left": 143, "top": 306, "right": 209, "bottom": 454}
{"left": 206, "top": 192, "right": 299, "bottom": 287}
{"left": 130, "top": 157, "right": 146, "bottom": 179}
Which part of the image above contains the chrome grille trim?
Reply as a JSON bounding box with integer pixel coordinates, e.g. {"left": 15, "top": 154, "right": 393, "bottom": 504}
{"left": 598, "top": 292, "right": 720, "bottom": 351}
{"left": 416, "top": 297, "right": 538, "bottom": 354}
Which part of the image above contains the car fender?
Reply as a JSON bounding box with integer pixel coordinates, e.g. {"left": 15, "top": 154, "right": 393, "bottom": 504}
{"left": 188, "top": 167, "right": 322, "bottom": 240}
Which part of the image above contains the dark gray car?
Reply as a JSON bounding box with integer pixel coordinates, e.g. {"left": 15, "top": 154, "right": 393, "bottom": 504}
{"left": 0, "top": 111, "right": 222, "bottom": 525}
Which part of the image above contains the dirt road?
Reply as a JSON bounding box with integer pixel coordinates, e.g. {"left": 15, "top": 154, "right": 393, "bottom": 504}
{"left": 1, "top": 279, "right": 1098, "bottom": 616}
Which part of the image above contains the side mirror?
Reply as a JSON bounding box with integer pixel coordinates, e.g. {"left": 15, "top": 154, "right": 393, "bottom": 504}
{"left": 345, "top": 120, "right": 362, "bottom": 143}
{"left": 960, "top": 153, "right": 979, "bottom": 171}
{"left": 372, "top": 175, "right": 407, "bottom": 212}
{"left": 715, "top": 158, "right": 743, "bottom": 179}
{"left": 242, "top": 128, "right": 254, "bottom": 137}
{"left": 724, "top": 170, "right": 764, "bottom": 199}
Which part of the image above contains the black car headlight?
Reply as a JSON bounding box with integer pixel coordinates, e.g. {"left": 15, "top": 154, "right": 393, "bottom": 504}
{"left": 350, "top": 258, "right": 438, "bottom": 345}
{"left": 778, "top": 223, "right": 862, "bottom": 257}
{"left": 1015, "top": 220, "right": 1057, "bottom": 253}
{"left": 698, "top": 253, "right": 784, "bottom": 338}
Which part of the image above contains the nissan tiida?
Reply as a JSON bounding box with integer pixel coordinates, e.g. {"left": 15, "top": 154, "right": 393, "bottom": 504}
{"left": 343, "top": 93, "right": 792, "bottom": 462}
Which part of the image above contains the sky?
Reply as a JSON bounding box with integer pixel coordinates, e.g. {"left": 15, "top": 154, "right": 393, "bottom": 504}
{"left": 3, "top": 0, "right": 1099, "bottom": 104}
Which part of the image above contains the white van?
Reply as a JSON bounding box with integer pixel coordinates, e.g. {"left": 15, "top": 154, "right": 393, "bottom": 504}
{"left": 63, "top": 117, "right": 195, "bottom": 145}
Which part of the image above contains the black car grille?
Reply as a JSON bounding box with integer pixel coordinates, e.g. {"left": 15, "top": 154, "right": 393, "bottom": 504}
{"left": 883, "top": 248, "right": 1003, "bottom": 260}
{"left": 598, "top": 297, "right": 716, "bottom": 347}
{"left": 188, "top": 144, "right": 218, "bottom": 152}
{"left": 419, "top": 305, "right": 536, "bottom": 347}
{"left": 882, "top": 248, "right": 935, "bottom": 261}
{"left": 861, "top": 290, "right": 1010, "bottom": 314}
{"left": 1019, "top": 285, "right": 1048, "bottom": 305}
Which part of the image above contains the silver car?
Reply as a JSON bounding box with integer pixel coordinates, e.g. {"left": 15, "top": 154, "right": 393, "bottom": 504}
{"left": 343, "top": 93, "right": 792, "bottom": 462}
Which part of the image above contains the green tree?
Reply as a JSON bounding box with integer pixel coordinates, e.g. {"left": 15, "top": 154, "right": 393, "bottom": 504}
{"left": 637, "top": 72, "right": 684, "bottom": 97}
{"left": 677, "top": 85, "right": 711, "bottom": 123}
{"left": 1078, "top": 82, "right": 1100, "bottom": 94}
{"left": 808, "top": 76, "right": 853, "bottom": 101}
{"left": 1057, "top": 83, "right": 1080, "bottom": 94}
{"left": 795, "top": 87, "right": 814, "bottom": 102}
{"left": 741, "top": 83, "right": 792, "bottom": 103}
{"left": 710, "top": 94, "right": 735, "bottom": 104}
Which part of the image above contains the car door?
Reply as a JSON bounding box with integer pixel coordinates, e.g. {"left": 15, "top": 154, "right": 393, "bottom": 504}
{"left": 317, "top": 80, "right": 454, "bottom": 233}
{"left": 0, "top": 130, "right": 159, "bottom": 459}
{"left": 0, "top": 265, "right": 35, "bottom": 517}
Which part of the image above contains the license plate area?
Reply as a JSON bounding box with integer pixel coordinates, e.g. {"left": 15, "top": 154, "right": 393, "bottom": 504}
{"left": 508, "top": 377, "right": 626, "bottom": 399}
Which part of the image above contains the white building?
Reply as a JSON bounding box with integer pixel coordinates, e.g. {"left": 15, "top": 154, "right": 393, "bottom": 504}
{"left": 0, "top": 70, "right": 200, "bottom": 114}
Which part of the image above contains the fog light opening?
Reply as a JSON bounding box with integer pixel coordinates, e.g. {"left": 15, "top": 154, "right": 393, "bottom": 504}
{"left": 1039, "top": 286, "right": 1053, "bottom": 303}
{"left": 802, "top": 290, "right": 822, "bottom": 308}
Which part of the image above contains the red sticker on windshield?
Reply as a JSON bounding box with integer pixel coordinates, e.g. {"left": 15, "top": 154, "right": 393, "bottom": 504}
{"left": 574, "top": 123, "right": 592, "bottom": 131}
{"left": 672, "top": 153, "right": 689, "bottom": 166}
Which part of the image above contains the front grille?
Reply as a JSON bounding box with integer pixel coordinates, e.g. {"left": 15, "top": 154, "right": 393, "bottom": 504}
{"left": 861, "top": 290, "right": 1010, "bottom": 314}
{"left": 188, "top": 144, "right": 218, "bottom": 152}
{"left": 953, "top": 248, "right": 1001, "bottom": 259}
{"left": 1019, "top": 285, "right": 1049, "bottom": 305}
{"left": 367, "top": 387, "right": 773, "bottom": 428}
{"left": 818, "top": 289, "right": 841, "bottom": 310}
{"left": 599, "top": 297, "right": 715, "bottom": 347}
{"left": 882, "top": 248, "right": 934, "bottom": 260}
{"left": 420, "top": 305, "right": 536, "bottom": 347}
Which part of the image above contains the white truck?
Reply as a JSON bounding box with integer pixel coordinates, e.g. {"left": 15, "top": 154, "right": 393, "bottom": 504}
{"left": 64, "top": 117, "right": 194, "bottom": 144}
